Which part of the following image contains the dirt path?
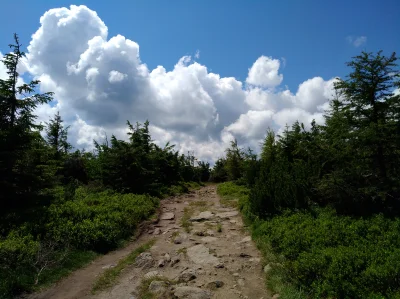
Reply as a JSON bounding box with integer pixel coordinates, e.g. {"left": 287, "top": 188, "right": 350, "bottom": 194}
{"left": 28, "top": 185, "right": 270, "bottom": 299}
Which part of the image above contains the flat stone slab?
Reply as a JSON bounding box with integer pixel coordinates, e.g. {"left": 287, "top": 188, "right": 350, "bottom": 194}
{"left": 239, "top": 236, "right": 251, "bottom": 243}
{"left": 187, "top": 244, "right": 219, "bottom": 265}
{"left": 190, "top": 211, "right": 214, "bottom": 222}
{"left": 174, "top": 286, "right": 212, "bottom": 299}
{"left": 215, "top": 211, "right": 239, "bottom": 219}
{"left": 161, "top": 212, "right": 175, "bottom": 220}
{"left": 201, "top": 236, "right": 218, "bottom": 243}
{"left": 144, "top": 270, "right": 160, "bottom": 279}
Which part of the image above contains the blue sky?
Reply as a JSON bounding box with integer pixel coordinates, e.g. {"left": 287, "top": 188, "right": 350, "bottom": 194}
{"left": 0, "top": 1, "right": 399, "bottom": 161}
{"left": 1, "top": 0, "right": 399, "bottom": 89}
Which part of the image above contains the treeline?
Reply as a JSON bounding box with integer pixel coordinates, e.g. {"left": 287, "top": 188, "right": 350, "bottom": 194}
{"left": 214, "top": 51, "right": 400, "bottom": 298}
{"left": 0, "top": 35, "right": 209, "bottom": 298}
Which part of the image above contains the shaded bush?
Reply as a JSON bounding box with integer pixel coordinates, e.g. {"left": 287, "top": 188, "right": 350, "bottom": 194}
{"left": 219, "top": 182, "right": 400, "bottom": 298}
{"left": 46, "top": 187, "right": 159, "bottom": 252}
{"left": 252, "top": 208, "right": 400, "bottom": 298}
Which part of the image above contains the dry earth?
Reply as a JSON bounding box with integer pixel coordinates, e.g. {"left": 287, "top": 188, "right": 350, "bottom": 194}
{"left": 28, "top": 185, "right": 271, "bottom": 299}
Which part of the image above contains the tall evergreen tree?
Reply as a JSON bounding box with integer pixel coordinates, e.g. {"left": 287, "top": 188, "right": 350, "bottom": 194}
{"left": 45, "top": 111, "right": 71, "bottom": 157}
{"left": 321, "top": 51, "right": 400, "bottom": 213}
{"left": 333, "top": 51, "right": 400, "bottom": 180}
{"left": 0, "top": 34, "right": 54, "bottom": 211}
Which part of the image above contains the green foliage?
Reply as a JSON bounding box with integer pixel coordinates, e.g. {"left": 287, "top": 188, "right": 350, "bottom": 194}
{"left": 209, "top": 158, "right": 228, "bottom": 182}
{"left": 316, "top": 51, "right": 400, "bottom": 214}
{"left": 92, "top": 240, "right": 155, "bottom": 293}
{"left": 219, "top": 182, "right": 400, "bottom": 298}
{"left": 45, "top": 111, "right": 71, "bottom": 157}
{"left": 217, "top": 181, "right": 249, "bottom": 203}
{"left": 47, "top": 187, "right": 159, "bottom": 251}
{"left": 249, "top": 123, "right": 313, "bottom": 217}
{"left": 92, "top": 121, "right": 209, "bottom": 196}
{"left": 252, "top": 209, "right": 400, "bottom": 298}
{"left": 0, "top": 34, "right": 54, "bottom": 214}
{"left": 0, "top": 187, "right": 158, "bottom": 298}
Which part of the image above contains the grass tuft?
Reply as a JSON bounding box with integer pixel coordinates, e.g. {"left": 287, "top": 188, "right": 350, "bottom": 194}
{"left": 181, "top": 207, "right": 194, "bottom": 233}
{"left": 92, "top": 239, "right": 155, "bottom": 293}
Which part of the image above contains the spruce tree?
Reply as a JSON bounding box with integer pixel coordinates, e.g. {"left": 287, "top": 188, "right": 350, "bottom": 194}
{"left": 0, "top": 34, "right": 54, "bottom": 211}
{"left": 45, "top": 111, "right": 71, "bottom": 157}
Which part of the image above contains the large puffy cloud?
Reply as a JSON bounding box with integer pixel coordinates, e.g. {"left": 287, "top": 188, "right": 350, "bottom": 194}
{"left": 246, "top": 56, "right": 283, "bottom": 88}
{"left": 19, "top": 5, "right": 338, "bottom": 162}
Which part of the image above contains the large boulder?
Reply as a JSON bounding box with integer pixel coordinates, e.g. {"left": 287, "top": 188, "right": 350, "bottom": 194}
{"left": 187, "top": 244, "right": 219, "bottom": 265}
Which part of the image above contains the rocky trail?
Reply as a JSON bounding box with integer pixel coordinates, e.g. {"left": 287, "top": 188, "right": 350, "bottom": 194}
{"left": 29, "top": 185, "right": 271, "bottom": 299}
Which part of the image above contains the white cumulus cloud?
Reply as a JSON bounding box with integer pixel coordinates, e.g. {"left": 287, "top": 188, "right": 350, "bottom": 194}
{"left": 17, "top": 5, "right": 339, "bottom": 162}
{"left": 246, "top": 56, "right": 283, "bottom": 88}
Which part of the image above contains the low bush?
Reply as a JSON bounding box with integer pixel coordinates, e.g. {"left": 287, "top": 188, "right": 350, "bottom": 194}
{"left": 0, "top": 187, "right": 159, "bottom": 298}
{"left": 218, "top": 182, "right": 400, "bottom": 299}
{"left": 47, "top": 187, "right": 159, "bottom": 252}
{"left": 217, "top": 181, "right": 249, "bottom": 202}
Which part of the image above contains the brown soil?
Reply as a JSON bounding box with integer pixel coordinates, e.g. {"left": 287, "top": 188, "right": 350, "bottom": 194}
{"left": 26, "top": 185, "right": 271, "bottom": 299}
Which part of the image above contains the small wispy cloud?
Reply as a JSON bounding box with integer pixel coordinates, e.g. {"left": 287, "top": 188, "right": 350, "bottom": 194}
{"left": 281, "top": 57, "right": 287, "bottom": 68}
{"left": 195, "top": 49, "right": 200, "bottom": 59}
{"left": 346, "top": 35, "right": 367, "bottom": 47}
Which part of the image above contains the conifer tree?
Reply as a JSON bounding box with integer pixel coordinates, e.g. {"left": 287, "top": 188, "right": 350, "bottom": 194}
{"left": 45, "top": 111, "right": 71, "bottom": 157}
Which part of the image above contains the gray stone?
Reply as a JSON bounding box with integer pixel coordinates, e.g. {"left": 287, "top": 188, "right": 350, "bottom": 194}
{"left": 215, "top": 211, "right": 239, "bottom": 219}
{"left": 144, "top": 270, "right": 159, "bottom": 279}
{"left": 205, "top": 230, "right": 215, "bottom": 237}
{"left": 207, "top": 280, "right": 224, "bottom": 290}
{"left": 239, "top": 236, "right": 251, "bottom": 243}
{"left": 161, "top": 212, "right": 175, "bottom": 220}
{"left": 174, "top": 236, "right": 183, "bottom": 244}
{"left": 190, "top": 211, "right": 214, "bottom": 222}
{"left": 164, "top": 253, "right": 171, "bottom": 262}
{"left": 193, "top": 230, "right": 205, "bottom": 236}
{"left": 148, "top": 280, "right": 167, "bottom": 293}
{"left": 187, "top": 244, "right": 219, "bottom": 265}
{"left": 179, "top": 268, "right": 197, "bottom": 282}
{"left": 214, "top": 262, "right": 224, "bottom": 268}
{"left": 174, "top": 286, "right": 212, "bottom": 299}
{"left": 201, "top": 236, "right": 218, "bottom": 243}
{"left": 237, "top": 278, "right": 245, "bottom": 286}
{"left": 101, "top": 263, "right": 116, "bottom": 269}
{"left": 158, "top": 259, "right": 165, "bottom": 267}
{"left": 171, "top": 256, "right": 181, "bottom": 266}
{"left": 153, "top": 228, "right": 161, "bottom": 235}
{"left": 135, "top": 252, "right": 155, "bottom": 268}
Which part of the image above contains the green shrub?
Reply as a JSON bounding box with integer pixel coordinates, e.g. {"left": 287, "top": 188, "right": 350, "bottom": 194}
{"left": 217, "top": 182, "right": 249, "bottom": 201}
{"left": 253, "top": 209, "right": 400, "bottom": 298}
{"left": 218, "top": 182, "right": 400, "bottom": 298}
{"left": 0, "top": 232, "right": 39, "bottom": 298}
{"left": 47, "top": 187, "right": 159, "bottom": 252}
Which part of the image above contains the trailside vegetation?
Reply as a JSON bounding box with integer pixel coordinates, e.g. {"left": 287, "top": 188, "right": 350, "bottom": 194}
{"left": 215, "top": 50, "right": 400, "bottom": 298}
{"left": 0, "top": 34, "right": 210, "bottom": 298}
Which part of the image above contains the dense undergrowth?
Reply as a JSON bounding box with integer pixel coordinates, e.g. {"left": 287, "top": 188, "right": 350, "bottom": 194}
{"left": 0, "top": 187, "right": 157, "bottom": 298}
{"left": 0, "top": 182, "right": 200, "bottom": 298}
{"left": 213, "top": 51, "right": 400, "bottom": 298}
{"left": 218, "top": 182, "right": 400, "bottom": 298}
